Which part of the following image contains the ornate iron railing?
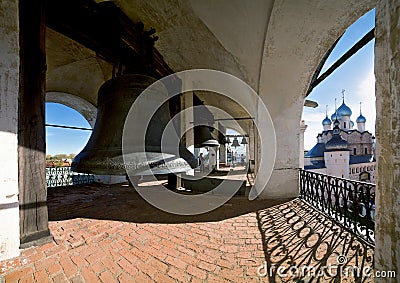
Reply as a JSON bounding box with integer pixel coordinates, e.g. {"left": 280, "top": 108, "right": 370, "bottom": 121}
{"left": 46, "top": 167, "right": 95, "bottom": 188}
{"left": 299, "top": 169, "right": 375, "bottom": 246}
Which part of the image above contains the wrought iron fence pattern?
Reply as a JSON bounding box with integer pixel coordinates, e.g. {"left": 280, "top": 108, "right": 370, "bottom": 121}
{"left": 257, "top": 199, "right": 374, "bottom": 282}
{"left": 46, "top": 167, "right": 95, "bottom": 187}
{"left": 299, "top": 169, "right": 375, "bottom": 246}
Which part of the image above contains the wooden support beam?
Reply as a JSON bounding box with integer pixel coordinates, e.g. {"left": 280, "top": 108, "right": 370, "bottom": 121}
{"left": 45, "top": 0, "right": 174, "bottom": 78}
{"left": 306, "top": 35, "right": 342, "bottom": 96}
{"left": 18, "top": 0, "right": 52, "bottom": 246}
{"left": 45, "top": 124, "right": 92, "bottom": 131}
{"left": 307, "top": 28, "right": 374, "bottom": 95}
{"left": 304, "top": 99, "right": 318, "bottom": 108}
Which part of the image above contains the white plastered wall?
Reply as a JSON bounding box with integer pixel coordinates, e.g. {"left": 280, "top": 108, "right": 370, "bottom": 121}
{"left": 374, "top": 0, "right": 400, "bottom": 278}
{"left": 0, "top": 0, "right": 20, "bottom": 261}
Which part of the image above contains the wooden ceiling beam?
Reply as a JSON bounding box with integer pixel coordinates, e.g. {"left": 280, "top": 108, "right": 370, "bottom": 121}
{"left": 45, "top": 0, "right": 174, "bottom": 78}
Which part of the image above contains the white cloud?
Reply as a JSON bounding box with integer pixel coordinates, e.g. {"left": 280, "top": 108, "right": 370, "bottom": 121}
{"left": 354, "top": 70, "right": 376, "bottom": 134}
{"left": 302, "top": 112, "right": 326, "bottom": 123}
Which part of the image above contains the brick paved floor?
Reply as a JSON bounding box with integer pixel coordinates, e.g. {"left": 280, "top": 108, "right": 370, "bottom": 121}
{"left": 0, "top": 183, "right": 374, "bottom": 283}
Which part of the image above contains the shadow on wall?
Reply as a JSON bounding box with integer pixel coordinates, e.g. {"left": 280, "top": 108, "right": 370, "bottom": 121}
{"left": 256, "top": 199, "right": 374, "bottom": 283}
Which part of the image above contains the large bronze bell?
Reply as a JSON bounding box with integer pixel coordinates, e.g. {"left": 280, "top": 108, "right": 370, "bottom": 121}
{"left": 194, "top": 125, "right": 219, "bottom": 148}
{"left": 71, "top": 74, "right": 197, "bottom": 175}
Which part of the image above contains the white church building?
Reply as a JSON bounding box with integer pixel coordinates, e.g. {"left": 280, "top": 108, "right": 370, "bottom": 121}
{"left": 304, "top": 96, "right": 376, "bottom": 183}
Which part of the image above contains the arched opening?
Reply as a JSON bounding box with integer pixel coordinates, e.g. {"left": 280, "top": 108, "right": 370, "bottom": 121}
{"left": 359, "top": 171, "right": 370, "bottom": 182}
{"left": 298, "top": 9, "right": 379, "bottom": 267}
{"left": 46, "top": 92, "right": 97, "bottom": 127}
{"left": 45, "top": 102, "right": 92, "bottom": 157}
{"left": 302, "top": 9, "right": 376, "bottom": 182}
{"left": 45, "top": 102, "right": 93, "bottom": 187}
{"left": 225, "top": 128, "right": 248, "bottom": 169}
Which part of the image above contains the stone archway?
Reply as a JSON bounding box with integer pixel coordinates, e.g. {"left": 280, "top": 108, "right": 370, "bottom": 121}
{"left": 46, "top": 92, "right": 97, "bottom": 128}
{"left": 45, "top": 92, "right": 125, "bottom": 184}
{"left": 257, "top": 0, "right": 375, "bottom": 199}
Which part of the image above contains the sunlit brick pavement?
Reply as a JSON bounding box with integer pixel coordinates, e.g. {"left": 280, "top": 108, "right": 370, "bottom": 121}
{"left": 0, "top": 183, "right": 374, "bottom": 282}
{"left": 2, "top": 217, "right": 267, "bottom": 283}
{"left": 0, "top": 183, "right": 284, "bottom": 283}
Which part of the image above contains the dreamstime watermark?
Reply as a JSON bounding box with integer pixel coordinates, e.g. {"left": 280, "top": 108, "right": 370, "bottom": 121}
{"left": 257, "top": 255, "right": 396, "bottom": 279}
{"left": 122, "top": 69, "right": 277, "bottom": 215}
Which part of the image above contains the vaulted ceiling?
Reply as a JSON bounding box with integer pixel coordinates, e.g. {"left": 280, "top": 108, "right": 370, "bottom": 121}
{"left": 46, "top": 0, "right": 375, "bottom": 129}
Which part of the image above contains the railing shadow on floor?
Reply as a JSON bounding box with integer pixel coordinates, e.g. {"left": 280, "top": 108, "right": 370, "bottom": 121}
{"left": 256, "top": 199, "right": 374, "bottom": 283}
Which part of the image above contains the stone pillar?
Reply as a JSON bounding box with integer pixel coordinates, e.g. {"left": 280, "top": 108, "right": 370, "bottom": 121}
{"left": 219, "top": 144, "right": 226, "bottom": 165}
{"left": 0, "top": 0, "right": 21, "bottom": 261}
{"left": 216, "top": 123, "right": 225, "bottom": 170}
{"left": 299, "top": 120, "right": 307, "bottom": 169}
{"left": 248, "top": 120, "right": 256, "bottom": 172}
{"left": 375, "top": 0, "right": 400, "bottom": 280}
{"left": 209, "top": 147, "right": 217, "bottom": 171}
{"left": 182, "top": 90, "right": 195, "bottom": 176}
{"left": 18, "top": 0, "right": 51, "bottom": 246}
{"left": 215, "top": 146, "right": 220, "bottom": 170}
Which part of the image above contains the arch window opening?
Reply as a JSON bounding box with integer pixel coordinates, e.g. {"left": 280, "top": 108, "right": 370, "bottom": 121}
{"left": 45, "top": 102, "right": 94, "bottom": 187}
{"left": 45, "top": 102, "right": 92, "bottom": 166}
{"left": 302, "top": 9, "right": 376, "bottom": 184}
{"left": 224, "top": 128, "right": 248, "bottom": 168}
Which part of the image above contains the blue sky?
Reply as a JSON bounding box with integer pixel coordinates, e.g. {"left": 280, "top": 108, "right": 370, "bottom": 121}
{"left": 303, "top": 9, "right": 375, "bottom": 150}
{"left": 45, "top": 105, "right": 248, "bottom": 156}
{"left": 46, "top": 9, "right": 376, "bottom": 155}
{"left": 46, "top": 103, "right": 91, "bottom": 155}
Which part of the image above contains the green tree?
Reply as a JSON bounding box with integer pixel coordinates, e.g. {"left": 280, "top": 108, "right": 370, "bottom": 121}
{"left": 54, "top": 154, "right": 67, "bottom": 160}
{"left": 67, "top": 153, "right": 76, "bottom": 159}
